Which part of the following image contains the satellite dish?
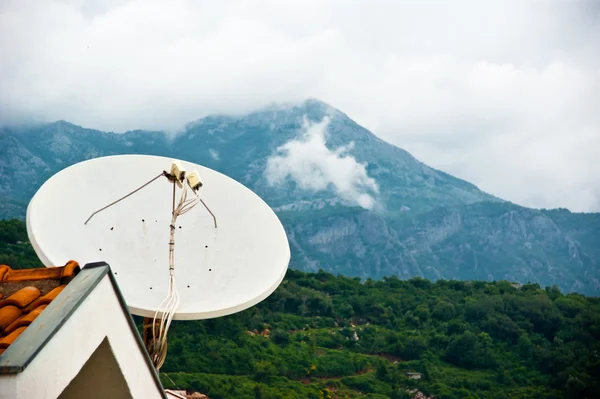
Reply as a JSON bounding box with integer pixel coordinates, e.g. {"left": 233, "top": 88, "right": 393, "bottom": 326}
{"left": 26, "top": 155, "right": 290, "bottom": 321}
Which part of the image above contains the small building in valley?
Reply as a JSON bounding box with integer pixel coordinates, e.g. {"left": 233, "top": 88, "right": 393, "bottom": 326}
{"left": 405, "top": 371, "right": 422, "bottom": 380}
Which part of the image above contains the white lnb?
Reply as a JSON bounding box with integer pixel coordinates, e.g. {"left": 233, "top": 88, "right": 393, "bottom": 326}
{"left": 187, "top": 170, "right": 203, "bottom": 191}
{"left": 170, "top": 160, "right": 186, "bottom": 182}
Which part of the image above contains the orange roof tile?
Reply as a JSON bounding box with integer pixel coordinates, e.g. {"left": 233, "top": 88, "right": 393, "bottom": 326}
{"left": 0, "top": 306, "right": 22, "bottom": 331}
{"left": 0, "top": 260, "right": 80, "bottom": 283}
{"left": 0, "top": 265, "right": 10, "bottom": 281}
{"left": 0, "top": 326, "right": 28, "bottom": 348}
{"left": 4, "top": 305, "right": 47, "bottom": 335}
{"left": 24, "top": 285, "right": 66, "bottom": 313}
{"left": 0, "top": 261, "right": 80, "bottom": 355}
{"left": 0, "top": 286, "right": 41, "bottom": 308}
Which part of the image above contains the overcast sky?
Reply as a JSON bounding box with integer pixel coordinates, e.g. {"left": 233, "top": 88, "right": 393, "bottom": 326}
{"left": 1, "top": 0, "right": 599, "bottom": 212}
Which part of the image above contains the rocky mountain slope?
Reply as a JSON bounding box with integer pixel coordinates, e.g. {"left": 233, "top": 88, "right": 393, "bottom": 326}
{"left": 1, "top": 100, "right": 598, "bottom": 294}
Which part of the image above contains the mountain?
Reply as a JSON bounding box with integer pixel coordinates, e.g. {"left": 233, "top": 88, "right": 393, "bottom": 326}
{"left": 1, "top": 99, "right": 599, "bottom": 294}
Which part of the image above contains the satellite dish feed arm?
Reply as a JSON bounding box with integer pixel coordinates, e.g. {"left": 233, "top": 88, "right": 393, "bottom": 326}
{"left": 199, "top": 198, "right": 217, "bottom": 228}
{"left": 83, "top": 167, "right": 218, "bottom": 228}
{"left": 84, "top": 171, "right": 172, "bottom": 225}
{"left": 185, "top": 170, "right": 217, "bottom": 229}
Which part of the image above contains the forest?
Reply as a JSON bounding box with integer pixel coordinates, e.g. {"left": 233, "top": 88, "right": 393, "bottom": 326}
{"left": 1, "top": 219, "right": 599, "bottom": 398}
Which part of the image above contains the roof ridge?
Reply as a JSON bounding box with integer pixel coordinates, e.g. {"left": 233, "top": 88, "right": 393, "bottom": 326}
{"left": 0, "top": 261, "right": 80, "bottom": 283}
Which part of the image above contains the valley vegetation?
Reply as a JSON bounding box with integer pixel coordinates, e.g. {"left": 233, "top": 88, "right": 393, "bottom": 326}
{"left": 1, "top": 219, "right": 599, "bottom": 398}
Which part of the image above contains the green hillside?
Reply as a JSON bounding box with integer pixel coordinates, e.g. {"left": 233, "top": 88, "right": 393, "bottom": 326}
{"left": 2, "top": 219, "right": 599, "bottom": 399}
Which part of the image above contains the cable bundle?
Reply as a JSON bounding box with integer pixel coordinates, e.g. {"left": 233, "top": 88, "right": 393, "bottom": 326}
{"left": 149, "top": 181, "right": 201, "bottom": 370}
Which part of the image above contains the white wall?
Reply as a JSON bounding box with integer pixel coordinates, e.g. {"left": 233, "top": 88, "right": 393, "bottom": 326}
{"left": 0, "top": 275, "right": 164, "bottom": 399}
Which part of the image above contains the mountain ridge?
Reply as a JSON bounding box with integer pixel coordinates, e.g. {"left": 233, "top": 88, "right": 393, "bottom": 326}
{"left": 1, "top": 99, "right": 598, "bottom": 294}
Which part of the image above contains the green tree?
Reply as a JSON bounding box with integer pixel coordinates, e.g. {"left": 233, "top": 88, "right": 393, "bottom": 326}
{"left": 253, "top": 361, "right": 277, "bottom": 383}
{"left": 433, "top": 301, "right": 456, "bottom": 321}
{"left": 402, "top": 336, "right": 428, "bottom": 360}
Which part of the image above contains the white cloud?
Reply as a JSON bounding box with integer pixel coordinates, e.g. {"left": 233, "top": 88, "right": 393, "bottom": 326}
{"left": 0, "top": 0, "right": 598, "bottom": 211}
{"left": 265, "top": 117, "right": 379, "bottom": 209}
{"left": 209, "top": 149, "right": 220, "bottom": 161}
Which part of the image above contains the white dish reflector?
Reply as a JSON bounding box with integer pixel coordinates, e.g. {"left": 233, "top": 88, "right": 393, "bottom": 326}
{"left": 26, "top": 155, "right": 290, "bottom": 320}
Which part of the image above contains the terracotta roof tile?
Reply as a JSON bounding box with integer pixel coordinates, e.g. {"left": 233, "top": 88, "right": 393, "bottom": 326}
{"left": 61, "top": 260, "right": 80, "bottom": 279}
{"left": 0, "top": 260, "right": 80, "bottom": 283}
{"left": 0, "top": 261, "right": 80, "bottom": 356}
{"left": 0, "top": 326, "right": 28, "bottom": 348}
{"left": 4, "top": 305, "right": 48, "bottom": 335}
{"left": 0, "top": 286, "right": 41, "bottom": 308}
{"left": 0, "top": 265, "right": 9, "bottom": 281}
{"left": 0, "top": 306, "right": 22, "bottom": 331}
{"left": 24, "top": 285, "right": 66, "bottom": 313}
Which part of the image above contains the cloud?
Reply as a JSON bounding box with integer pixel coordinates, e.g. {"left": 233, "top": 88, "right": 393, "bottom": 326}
{"left": 209, "top": 149, "right": 220, "bottom": 161}
{"left": 265, "top": 117, "right": 379, "bottom": 209}
{"left": 0, "top": 0, "right": 598, "bottom": 211}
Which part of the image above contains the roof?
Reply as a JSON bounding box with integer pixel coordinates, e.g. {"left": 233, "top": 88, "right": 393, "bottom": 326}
{"left": 0, "top": 261, "right": 166, "bottom": 397}
{"left": 0, "top": 260, "right": 80, "bottom": 356}
{"left": 165, "top": 390, "right": 187, "bottom": 399}
{"left": 165, "top": 390, "right": 209, "bottom": 399}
